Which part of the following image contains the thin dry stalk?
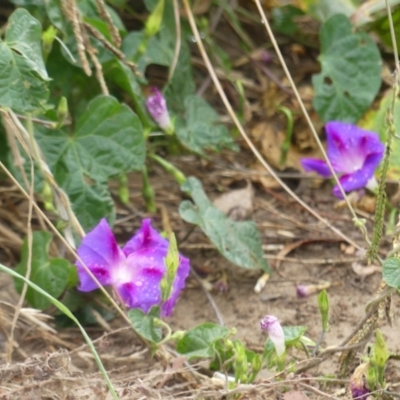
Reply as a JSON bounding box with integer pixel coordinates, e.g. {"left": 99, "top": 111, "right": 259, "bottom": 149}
{"left": 252, "top": 0, "right": 361, "bottom": 231}
{"left": 83, "top": 22, "right": 139, "bottom": 74}
{"left": 169, "top": 0, "right": 182, "bottom": 81}
{"left": 0, "top": 160, "right": 173, "bottom": 367}
{"left": 335, "top": 0, "right": 400, "bottom": 374}
{"left": 5, "top": 116, "right": 35, "bottom": 363}
{"left": 83, "top": 31, "right": 110, "bottom": 95}
{"left": 6, "top": 109, "right": 84, "bottom": 241}
{"left": 95, "top": 0, "right": 121, "bottom": 47}
{"left": 181, "top": 0, "right": 363, "bottom": 253}
{"left": 61, "top": 0, "right": 92, "bottom": 76}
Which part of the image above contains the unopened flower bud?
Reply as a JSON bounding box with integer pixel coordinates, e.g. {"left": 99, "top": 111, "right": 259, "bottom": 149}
{"left": 260, "top": 315, "right": 285, "bottom": 356}
{"left": 297, "top": 281, "right": 331, "bottom": 298}
{"left": 146, "top": 87, "right": 172, "bottom": 131}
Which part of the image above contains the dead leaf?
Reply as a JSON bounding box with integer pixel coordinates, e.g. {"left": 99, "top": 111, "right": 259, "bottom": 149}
{"left": 340, "top": 243, "right": 356, "bottom": 255}
{"left": 282, "top": 390, "right": 310, "bottom": 400}
{"left": 250, "top": 163, "right": 282, "bottom": 189}
{"left": 250, "top": 121, "right": 321, "bottom": 171}
{"left": 213, "top": 181, "right": 254, "bottom": 221}
{"left": 352, "top": 262, "right": 381, "bottom": 277}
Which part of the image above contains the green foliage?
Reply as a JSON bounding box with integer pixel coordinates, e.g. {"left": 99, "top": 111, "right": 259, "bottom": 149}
{"left": 371, "top": 329, "right": 389, "bottom": 386}
{"left": 45, "top": 0, "right": 126, "bottom": 66}
{"left": 37, "top": 95, "right": 146, "bottom": 230}
{"left": 372, "top": 8, "right": 400, "bottom": 52}
{"left": 272, "top": 5, "right": 305, "bottom": 36}
{"left": 382, "top": 258, "right": 400, "bottom": 289}
{"left": 210, "top": 339, "right": 262, "bottom": 384}
{"left": 312, "top": 14, "right": 381, "bottom": 123}
{"left": 317, "top": 289, "right": 330, "bottom": 332}
{"left": 160, "top": 233, "right": 179, "bottom": 301}
{"left": 175, "top": 96, "right": 238, "bottom": 154}
{"left": 128, "top": 307, "right": 163, "bottom": 344}
{"left": 14, "top": 231, "right": 73, "bottom": 309}
{"left": 175, "top": 322, "right": 230, "bottom": 359}
{"left": 0, "top": 9, "right": 50, "bottom": 112}
{"left": 122, "top": 31, "right": 173, "bottom": 75}
{"left": 297, "top": 0, "right": 358, "bottom": 21}
{"left": 179, "top": 177, "right": 270, "bottom": 272}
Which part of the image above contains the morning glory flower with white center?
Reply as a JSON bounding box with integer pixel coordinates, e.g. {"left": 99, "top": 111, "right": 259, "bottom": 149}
{"left": 301, "top": 121, "right": 384, "bottom": 198}
{"left": 75, "top": 218, "right": 190, "bottom": 317}
{"left": 146, "top": 87, "right": 172, "bottom": 131}
{"left": 260, "top": 315, "right": 285, "bottom": 356}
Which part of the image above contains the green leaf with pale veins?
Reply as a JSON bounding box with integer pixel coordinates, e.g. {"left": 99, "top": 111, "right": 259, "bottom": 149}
{"left": 383, "top": 258, "right": 400, "bottom": 290}
{"left": 0, "top": 8, "right": 50, "bottom": 112}
{"left": 15, "top": 231, "right": 72, "bottom": 310}
{"left": 312, "top": 14, "right": 381, "bottom": 123}
{"left": 176, "top": 323, "right": 230, "bottom": 359}
{"left": 37, "top": 95, "right": 146, "bottom": 230}
{"left": 179, "top": 177, "right": 270, "bottom": 272}
{"left": 175, "top": 96, "right": 238, "bottom": 154}
{"left": 128, "top": 307, "right": 163, "bottom": 344}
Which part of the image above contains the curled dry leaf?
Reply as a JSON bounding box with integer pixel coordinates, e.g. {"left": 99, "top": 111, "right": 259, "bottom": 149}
{"left": 213, "top": 181, "right": 254, "bottom": 221}
{"left": 250, "top": 121, "right": 322, "bottom": 171}
{"left": 352, "top": 262, "right": 381, "bottom": 277}
{"left": 334, "top": 192, "right": 376, "bottom": 213}
{"left": 340, "top": 243, "right": 356, "bottom": 255}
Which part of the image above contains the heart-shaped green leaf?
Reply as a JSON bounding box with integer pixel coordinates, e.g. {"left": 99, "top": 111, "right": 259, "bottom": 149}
{"left": 176, "top": 323, "right": 230, "bottom": 359}
{"left": 312, "top": 14, "right": 381, "bottom": 123}
{"left": 175, "top": 96, "right": 238, "bottom": 154}
{"left": 383, "top": 258, "right": 400, "bottom": 290}
{"left": 15, "top": 231, "right": 72, "bottom": 310}
{"left": 0, "top": 9, "right": 50, "bottom": 112}
{"left": 179, "top": 177, "right": 270, "bottom": 272}
{"left": 128, "top": 307, "right": 162, "bottom": 344}
{"left": 37, "top": 95, "right": 146, "bottom": 230}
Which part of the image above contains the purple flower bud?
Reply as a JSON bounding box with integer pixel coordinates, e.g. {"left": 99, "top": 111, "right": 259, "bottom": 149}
{"left": 350, "top": 363, "right": 370, "bottom": 400}
{"left": 296, "top": 284, "right": 309, "bottom": 298}
{"left": 146, "top": 87, "right": 171, "bottom": 131}
{"left": 260, "top": 315, "right": 285, "bottom": 356}
{"left": 296, "top": 281, "right": 331, "bottom": 298}
{"left": 301, "top": 121, "right": 384, "bottom": 198}
{"left": 261, "top": 50, "right": 272, "bottom": 64}
{"left": 75, "top": 218, "right": 190, "bottom": 317}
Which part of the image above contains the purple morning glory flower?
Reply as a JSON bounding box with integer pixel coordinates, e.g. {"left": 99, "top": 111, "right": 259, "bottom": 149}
{"left": 301, "top": 121, "right": 384, "bottom": 198}
{"left": 75, "top": 218, "right": 190, "bottom": 317}
{"left": 260, "top": 315, "right": 285, "bottom": 356}
{"left": 146, "top": 87, "right": 172, "bottom": 131}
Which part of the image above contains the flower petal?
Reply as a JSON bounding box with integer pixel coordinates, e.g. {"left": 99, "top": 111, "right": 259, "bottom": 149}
{"left": 76, "top": 219, "right": 123, "bottom": 292}
{"left": 116, "top": 249, "right": 165, "bottom": 313}
{"left": 332, "top": 153, "right": 383, "bottom": 198}
{"left": 161, "top": 255, "right": 191, "bottom": 317}
{"left": 300, "top": 158, "right": 332, "bottom": 177}
{"left": 123, "top": 219, "right": 168, "bottom": 256}
{"left": 260, "top": 315, "right": 285, "bottom": 356}
{"left": 325, "top": 121, "right": 384, "bottom": 174}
